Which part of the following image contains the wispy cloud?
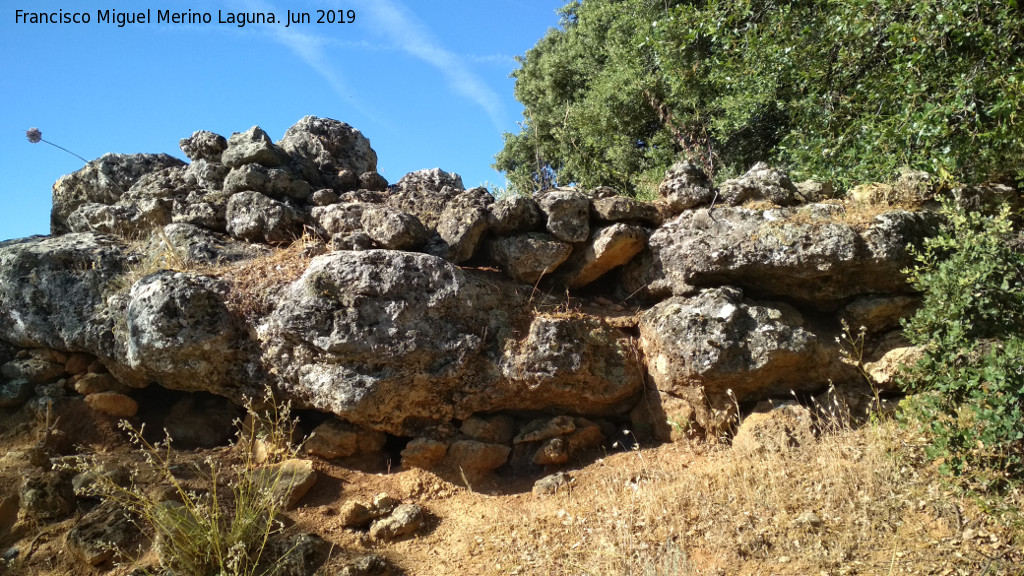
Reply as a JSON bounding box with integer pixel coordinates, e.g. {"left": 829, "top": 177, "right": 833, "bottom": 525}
{"left": 356, "top": 0, "right": 507, "bottom": 130}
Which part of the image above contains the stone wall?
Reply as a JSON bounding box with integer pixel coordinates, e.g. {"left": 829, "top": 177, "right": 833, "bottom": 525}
{"left": 2, "top": 115, "right": 1015, "bottom": 477}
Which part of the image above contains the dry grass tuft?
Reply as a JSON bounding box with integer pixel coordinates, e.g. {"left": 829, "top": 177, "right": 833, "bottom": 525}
{"left": 213, "top": 232, "right": 320, "bottom": 319}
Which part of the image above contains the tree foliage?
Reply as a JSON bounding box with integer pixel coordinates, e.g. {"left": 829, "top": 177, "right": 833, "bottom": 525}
{"left": 495, "top": 0, "right": 1024, "bottom": 195}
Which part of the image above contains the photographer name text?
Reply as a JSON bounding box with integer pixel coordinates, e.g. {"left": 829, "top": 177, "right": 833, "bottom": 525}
{"left": 14, "top": 8, "right": 355, "bottom": 28}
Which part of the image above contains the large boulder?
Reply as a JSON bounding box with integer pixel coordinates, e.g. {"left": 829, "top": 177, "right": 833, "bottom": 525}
{"left": 658, "top": 160, "right": 715, "bottom": 212}
{"left": 385, "top": 168, "right": 466, "bottom": 229}
{"left": 487, "top": 233, "right": 573, "bottom": 285}
{"left": 278, "top": 116, "right": 378, "bottom": 190}
{"left": 536, "top": 189, "right": 591, "bottom": 243}
{"left": 51, "top": 153, "right": 186, "bottom": 235}
{"left": 0, "top": 234, "right": 131, "bottom": 355}
{"left": 639, "top": 287, "right": 852, "bottom": 410}
{"left": 225, "top": 191, "right": 305, "bottom": 243}
{"left": 632, "top": 204, "right": 935, "bottom": 309}
{"left": 718, "top": 162, "right": 801, "bottom": 206}
{"left": 559, "top": 223, "right": 647, "bottom": 289}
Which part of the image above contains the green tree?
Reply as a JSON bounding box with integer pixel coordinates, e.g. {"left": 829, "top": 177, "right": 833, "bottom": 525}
{"left": 496, "top": 0, "right": 1024, "bottom": 195}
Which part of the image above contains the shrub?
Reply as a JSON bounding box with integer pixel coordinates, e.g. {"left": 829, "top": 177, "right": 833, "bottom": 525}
{"left": 901, "top": 198, "right": 1024, "bottom": 487}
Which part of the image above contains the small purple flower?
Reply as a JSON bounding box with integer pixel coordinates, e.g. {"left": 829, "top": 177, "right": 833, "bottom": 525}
{"left": 26, "top": 128, "right": 42, "bottom": 144}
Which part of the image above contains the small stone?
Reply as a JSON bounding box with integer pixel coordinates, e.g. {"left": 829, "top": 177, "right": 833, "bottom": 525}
{"left": 368, "top": 503, "right": 424, "bottom": 541}
{"left": 794, "top": 511, "right": 823, "bottom": 528}
{"left": 339, "top": 501, "right": 373, "bottom": 529}
{"left": 84, "top": 392, "right": 138, "bottom": 418}
{"left": 66, "top": 504, "right": 138, "bottom": 565}
{"left": 64, "top": 353, "right": 94, "bottom": 376}
{"left": 401, "top": 438, "right": 448, "bottom": 470}
{"left": 339, "top": 553, "right": 397, "bottom": 576}
{"left": 305, "top": 420, "right": 359, "bottom": 459}
{"left": 533, "top": 472, "right": 570, "bottom": 496}
{"left": 74, "top": 373, "right": 126, "bottom": 395}
{"left": 443, "top": 440, "right": 511, "bottom": 482}
{"left": 256, "top": 459, "right": 318, "bottom": 509}
{"left": 532, "top": 437, "right": 569, "bottom": 466}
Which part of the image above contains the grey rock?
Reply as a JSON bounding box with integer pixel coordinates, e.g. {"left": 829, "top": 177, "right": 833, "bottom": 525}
{"left": 359, "top": 206, "right": 428, "bottom": 251}
{"left": 0, "top": 380, "right": 33, "bottom": 408}
{"left": 20, "top": 471, "right": 75, "bottom": 520}
{"left": 489, "top": 195, "right": 543, "bottom": 235}
{"left": 369, "top": 503, "right": 424, "bottom": 541}
{"left": 226, "top": 191, "right": 304, "bottom": 243}
{"left": 125, "top": 272, "right": 247, "bottom": 395}
{"left": 394, "top": 167, "right": 464, "bottom": 194}
{"left": 436, "top": 203, "right": 490, "bottom": 262}
{"left": 639, "top": 288, "right": 853, "bottom": 413}
{"left": 223, "top": 164, "right": 313, "bottom": 201}
{"left": 533, "top": 472, "right": 570, "bottom": 496}
{"left": 254, "top": 459, "right": 318, "bottom": 509}
{"left": 182, "top": 158, "right": 231, "bottom": 191}
{"left": 51, "top": 153, "right": 186, "bottom": 235}
{"left": 732, "top": 403, "right": 816, "bottom": 455}
{"left": 338, "top": 553, "right": 398, "bottom": 576}
{"left": 311, "top": 203, "right": 366, "bottom": 237}
{"left": 536, "top": 189, "right": 591, "bottom": 242}
{"left": 222, "top": 126, "right": 290, "bottom": 168}
{"left": 358, "top": 171, "right": 388, "bottom": 192}
{"left": 514, "top": 415, "right": 575, "bottom": 444}
{"left": 310, "top": 188, "right": 339, "bottom": 206}
{"left": 179, "top": 130, "right": 228, "bottom": 163}
{"left": 639, "top": 204, "right": 935, "bottom": 309}
{"left": 487, "top": 233, "right": 573, "bottom": 284}
{"left": 1, "top": 358, "right": 65, "bottom": 383}
{"left": 331, "top": 231, "right": 374, "bottom": 251}
{"left": 591, "top": 196, "right": 661, "bottom": 226}
{"left": 66, "top": 503, "right": 138, "bottom": 565}
{"left": 278, "top": 116, "right": 378, "bottom": 190}
{"left": 172, "top": 189, "right": 232, "bottom": 232}
{"left": 266, "top": 533, "right": 328, "bottom": 576}
{"left": 153, "top": 223, "right": 271, "bottom": 266}
{"left": 339, "top": 501, "right": 374, "bottom": 528}
{"left": 559, "top": 223, "right": 648, "bottom": 289}
{"left": 718, "top": 162, "right": 800, "bottom": 206}
{"left": 794, "top": 180, "right": 834, "bottom": 203}
{"left": 658, "top": 160, "right": 715, "bottom": 212}
{"left": 66, "top": 200, "right": 173, "bottom": 237}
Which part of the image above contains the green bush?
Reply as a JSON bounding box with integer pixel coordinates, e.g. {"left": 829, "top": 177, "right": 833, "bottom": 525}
{"left": 901, "top": 199, "right": 1024, "bottom": 486}
{"left": 496, "top": 0, "right": 1024, "bottom": 195}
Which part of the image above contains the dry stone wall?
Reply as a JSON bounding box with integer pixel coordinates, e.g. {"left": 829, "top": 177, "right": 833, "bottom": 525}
{"left": 3, "top": 115, "right": 1013, "bottom": 478}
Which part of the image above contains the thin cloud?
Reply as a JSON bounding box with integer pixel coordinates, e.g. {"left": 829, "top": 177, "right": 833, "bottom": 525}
{"left": 356, "top": 0, "right": 507, "bottom": 131}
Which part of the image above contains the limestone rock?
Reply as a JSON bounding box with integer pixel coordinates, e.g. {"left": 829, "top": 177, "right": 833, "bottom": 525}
{"left": 20, "top": 471, "right": 75, "bottom": 520}
{"left": 591, "top": 196, "right": 661, "bottom": 226}
{"left": 514, "top": 416, "right": 576, "bottom": 444}
{"left": 179, "top": 130, "right": 228, "bottom": 163}
{"left": 436, "top": 202, "right": 490, "bottom": 263}
{"left": 66, "top": 200, "right": 173, "bottom": 237}
{"left": 840, "top": 295, "right": 920, "bottom": 335}
{"left": 65, "top": 353, "right": 94, "bottom": 375}
{"left": 489, "top": 195, "right": 542, "bottom": 235}
{"left": 460, "top": 414, "right": 515, "bottom": 444}
{"left": 74, "top": 373, "right": 125, "bottom": 395}
{"left": 66, "top": 504, "right": 137, "bottom": 565}
{"left": 84, "top": 392, "right": 138, "bottom": 418}
{"left": 360, "top": 206, "right": 429, "bottom": 250}
{"left": 339, "top": 553, "right": 398, "bottom": 576}
{"left": 310, "top": 203, "right": 365, "bottom": 237}
{"left": 266, "top": 532, "right": 329, "bottom": 576}
{"left": 865, "top": 345, "right": 925, "bottom": 391}
{"left": 533, "top": 472, "right": 570, "bottom": 496}
{"left": 183, "top": 158, "right": 232, "bottom": 191}
{"left": 51, "top": 153, "right": 185, "bottom": 235}
{"left": 223, "top": 164, "right": 312, "bottom": 201}
{"left": 339, "top": 501, "right": 374, "bottom": 529}
{"left": 532, "top": 438, "right": 569, "bottom": 465}
{"left": 536, "top": 189, "right": 591, "bottom": 242}
{"left": 443, "top": 440, "right": 510, "bottom": 482}
{"left": 719, "top": 162, "right": 801, "bottom": 206}
{"left": 638, "top": 204, "right": 935, "bottom": 308}
{"left": 152, "top": 223, "right": 271, "bottom": 266}
{"left": 172, "top": 188, "right": 232, "bottom": 231}
{"left": 221, "top": 126, "right": 290, "bottom": 168}
{"left": 256, "top": 459, "right": 318, "bottom": 509}
{"left": 368, "top": 503, "right": 424, "bottom": 540}
{"left": 358, "top": 171, "right": 389, "bottom": 192}
{"left": 278, "top": 116, "right": 378, "bottom": 190}
{"left": 1, "top": 358, "right": 65, "bottom": 383}
{"left": 487, "top": 233, "right": 573, "bottom": 284}
{"left": 225, "top": 191, "right": 304, "bottom": 243}
{"left": 0, "top": 380, "right": 33, "bottom": 409}
{"left": 639, "top": 288, "right": 851, "bottom": 409}
{"left": 559, "top": 223, "right": 647, "bottom": 288}
{"left": 401, "top": 438, "right": 448, "bottom": 470}
{"left": 732, "top": 403, "right": 816, "bottom": 455}
{"left": 658, "top": 160, "right": 715, "bottom": 212}
{"left": 305, "top": 420, "right": 361, "bottom": 459}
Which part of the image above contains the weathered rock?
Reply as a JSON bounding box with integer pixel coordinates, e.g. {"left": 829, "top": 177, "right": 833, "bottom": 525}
{"left": 953, "top": 183, "right": 1023, "bottom": 213}
{"left": 256, "top": 459, "right": 318, "bottom": 509}
{"left": 20, "top": 471, "right": 75, "bottom": 520}
{"left": 222, "top": 126, "right": 290, "bottom": 168}
{"left": 1, "top": 358, "right": 65, "bottom": 383}
{"left": 591, "top": 196, "right": 661, "bottom": 226}
{"left": 732, "top": 403, "right": 816, "bottom": 455}
{"left": 74, "top": 372, "right": 126, "bottom": 395}
{"left": 66, "top": 200, "right": 173, "bottom": 237}
{"left": 840, "top": 295, "right": 920, "bottom": 335}
{"left": 514, "top": 416, "right": 576, "bottom": 444}
{"left": 65, "top": 353, "right": 94, "bottom": 375}
{"left": 84, "top": 392, "right": 138, "bottom": 418}
{"left": 460, "top": 414, "right": 515, "bottom": 444}
{"left": 266, "top": 532, "right": 329, "bottom": 576}
{"left": 639, "top": 288, "right": 851, "bottom": 410}
{"left": 566, "top": 417, "right": 605, "bottom": 453}
{"left": 278, "top": 116, "right": 378, "bottom": 190}
{"left": 436, "top": 202, "right": 490, "bottom": 263}
{"left": 339, "top": 501, "right": 374, "bottom": 529}
{"left": 794, "top": 180, "right": 834, "bottom": 203}
{"left": 225, "top": 191, "right": 305, "bottom": 243}
{"left": 338, "top": 553, "right": 398, "bottom": 576}
{"left": 125, "top": 272, "right": 247, "bottom": 394}
{"left": 443, "top": 440, "right": 510, "bottom": 482}
{"left": 179, "top": 130, "right": 228, "bottom": 163}
{"left": 658, "top": 160, "right": 715, "bottom": 212}
{"left": 533, "top": 437, "right": 569, "bottom": 466}
{"left": 310, "top": 203, "right": 365, "bottom": 237}
{"left": 629, "top": 387, "right": 703, "bottom": 441}
{"left": 533, "top": 472, "right": 570, "bottom": 496}
{"left": 223, "top": 164, "right": 313, "bottom": 201}
{"left": 51, "top": 153, "right": 185, "bottom": 235}
{"left": 369, "top": 503, "right": 424, "bottom": 540}
{"left": 164, "top": 395, "right": 241, "bottom": 448}
{"left": 0, "top": 234, "right": 130, "bottom": 357}
{"left": 66, "top": 504, "right": 137, "bottom": 565}
{"left": 305, "top": 420, "right": 360, "bottom": 459}
{"left": 358, "top": 171, "right": 388, "bottom": 192}
{"left": 172, "top": 188, "right": 232, "bottom": 231}
{"left": 401, "top": 438, "right": 448, "bottom": 470}
{"left": 0, "top": 380, "right": 33, "bottom": 408}
{"left": 310, "top": 189, "right": 339, "bottom": 206}
{"left": 487, "top": 233, "right": 573, "bottom": 284}
{"left": 489, "top": 195, "right": 543, "bottom": 235}
{"left": 719, "top": 162, "right": 801, "bottom": 206}
{"left": 394, "top": 167, "right": 464, "bottom": 194}
{"left": 637, "top": 204, "right": 935, "bottom": 308}
{"left": 183, "top": 158, "right": 232, "bottom": 191}
{"left": 559, "top": 224, "right": 648, "bottom": 288}
{"left": 153, "top": 223, "right": 271, "bottom": 266}
{"left": 865, "top": 345, "right": 925, "bottom": 391}
{"left": 359, "top": 206, "right": 429, "bottom": 250}
{"left": 536, "top": 189, "right": 591, "bottom": 242}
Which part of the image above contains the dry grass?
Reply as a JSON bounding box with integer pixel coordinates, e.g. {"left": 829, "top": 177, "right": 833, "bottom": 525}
{"left": 213, "top": 235, "right": 318, "bottom": 319}
{"left": 485, "top": 420, "right": 1023, "bottom": 576}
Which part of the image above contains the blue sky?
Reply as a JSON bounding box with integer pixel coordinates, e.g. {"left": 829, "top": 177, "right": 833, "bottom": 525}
{"left": 1, "top": 0, "right": 564, "bottom": 241}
